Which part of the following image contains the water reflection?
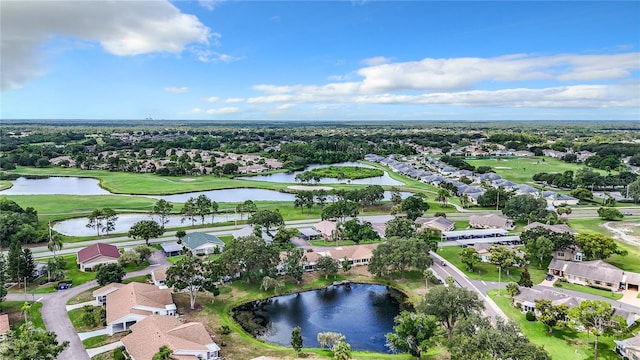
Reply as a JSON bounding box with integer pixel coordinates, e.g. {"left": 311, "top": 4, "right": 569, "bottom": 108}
{"left": 234, "top": 283, "right": 403, "bottom": 352}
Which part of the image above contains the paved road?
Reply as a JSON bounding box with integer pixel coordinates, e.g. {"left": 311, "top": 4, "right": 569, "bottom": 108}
{"left": 6, "top": 250, "right": 171, "bottom": 360}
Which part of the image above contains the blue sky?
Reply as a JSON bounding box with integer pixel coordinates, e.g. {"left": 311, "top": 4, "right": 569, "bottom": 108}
{"left": 1, "top": 0, "right": 639, "bottom": 121}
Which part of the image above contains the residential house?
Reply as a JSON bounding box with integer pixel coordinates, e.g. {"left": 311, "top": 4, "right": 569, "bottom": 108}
{"left": 122, "top": 315, "right": 221, "bottom": 360}
{"left": 93, "top": 282, "right": 177, "bottom": 335}
{"left": 231, "top": 225, "right": 274, "bottom": 243}
{"left": 615, "top": 333, "right": 640, "bottom": 360}
{"left": 515, "top": 184, "right": 539, "bottom": 197}
{"left": 524, "top": 222, "right": 578, "bottom": 235}
{"left": 473, "top": 243, "right": 525, "bottom": 263}
{"left": 442, "top": 228, "right": 508, "bottom": 241}
{"left": 469, "top": 214, "right": 514, "bottom": 230}
{"left": 0, "top": 314, "right": 9, "bottom": 342}
{"left": 512, "top": 287, "right": 583, "bottom": 313}
{"left": 301, "top": 244, "right": 379, "bottom": 271}
{"left": 181, "top": 232, "right": 225, "bottom": 255}
{"left": 152, "top": 269, "right": 167, "bottom": 287}
{"left": 548, "top": 259, "right": 640, "bottom": 292}
{"left": 314, "top": 220, "right": 338, "bottom": 240}
{"left": 542, "top": 149, "right": 566, "bottom": 159}
{"left": 76, "top": 243, "right": 121, "bottom": 272}
{"left": 416, "top": 217, "right": 455, "bottom": 232}
{"left": 298, "top": 228, "right": 320, "bottom": 241}
{"left": 161, "top": 242, "right": 182, "bottom": 257}
{"left": 541, "top": 191, "right": 580, "bottom": 206}
{"left": 514, "top": 150, "right": 534, "bottom": 157}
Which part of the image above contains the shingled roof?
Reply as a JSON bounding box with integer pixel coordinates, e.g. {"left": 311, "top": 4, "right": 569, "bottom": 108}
{"left": 77, "top": 243, "right": 120, "bottom": 264}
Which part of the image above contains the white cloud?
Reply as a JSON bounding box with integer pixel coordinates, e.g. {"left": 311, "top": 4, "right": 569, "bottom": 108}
{"left": 165, "top": 87, "right": 188, "bottom": 93}
{"left": 206, "top": 107, "right": 241, "bottom": 114}
{"left": 276, "top": 103, "right": 296, "bottom": 110}
{"left": 361, "top": 56, "right": 392, "bottom": 66}
{"left": 199, "top": 0, "right": 224, "bottom": 11}
{"left": 203, "top": 96, "right": 245, "bottom": 103}
{"left": 1, "top": 0, "right": 212, "bottom": 90}
{"left": 193, "top": 48, "right": 239, "bottom": 63}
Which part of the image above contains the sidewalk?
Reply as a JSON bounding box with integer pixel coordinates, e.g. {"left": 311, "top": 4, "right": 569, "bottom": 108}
{"left": 66, "top": 300, "right": 99, "bottom": 312}
{"left": 78, "top": 327, "right": 109, "bottom": 341}
{"left": 86, "top": 341, "right": 123, "bottom": 358}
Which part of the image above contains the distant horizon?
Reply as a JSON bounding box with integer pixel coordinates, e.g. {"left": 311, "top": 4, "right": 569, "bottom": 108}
{"left": 1, "top": 1, "right": 639, "bottom": 121}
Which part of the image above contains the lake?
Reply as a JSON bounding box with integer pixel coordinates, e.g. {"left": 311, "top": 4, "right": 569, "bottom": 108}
{"left": 239, "top": 162, "right": 405, "bottom": 186}
{"left": 234, "top": 283, "right": 405, "bottom": 353}
{"left": 0, "top": 177, "right": 110, "bottom": 195}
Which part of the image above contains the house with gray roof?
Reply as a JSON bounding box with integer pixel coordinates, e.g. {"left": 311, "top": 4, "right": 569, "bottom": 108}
{"left": 615, "top": 333, "right": 640, "bottom": 360}
{"left": 542, "top": 191, "right": 579, "bottom": 206}
{"left": 469, "top": 214, "right": 514, "bottom": 230}
{"left": 516, "top": 184, "right": 539, "bottom": 196}
{"left": 548, "top": 259, "right": 640, "bottom": 292}
{"left": 416, "top": 216, "right": 455, "bottom": 232}
{"left": 181, "top": 232, "right": 225, "bottom": 255}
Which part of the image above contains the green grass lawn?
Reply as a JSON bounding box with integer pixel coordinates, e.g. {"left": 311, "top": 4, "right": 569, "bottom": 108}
{"left": 0, "top": 301, "right": 44, "bottom": 330}
{"left": 554, "top": 281, "right": 623, "bottom": 300}
{"left": 68, "top": 306, "right": 104, "bottom": 333}
{"left": 466, "top": 156, "right": 612, "bottom": 185}
{"left": 437, "top": 246, "right": 548, "bottom": 284}
{"left": 82, "top": 335, "right": 109, "bottom": 349}
{"left": 489, "top": 289, "right": 625, "bottom": 360}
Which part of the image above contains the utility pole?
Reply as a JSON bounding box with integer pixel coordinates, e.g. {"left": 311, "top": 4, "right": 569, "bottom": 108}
{"left": 497, "top": 267, "right": 501, "bottom": 296}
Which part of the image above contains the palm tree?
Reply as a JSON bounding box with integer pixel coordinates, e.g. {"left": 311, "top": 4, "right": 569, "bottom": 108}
{"left": 47, "top": 222, "right": 63, "bottom": 256}
{"left": 152, "top": 345, "right": 176, "bottom": 360}
{"left": 437, "top": 189, "right": 450, "bottom": 207}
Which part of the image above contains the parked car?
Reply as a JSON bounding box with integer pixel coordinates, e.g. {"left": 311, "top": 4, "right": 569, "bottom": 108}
{"left": 545, "top": 274, "right": 554, "bottom": 281}
{"left": 623, "top": 211, "right": 632, "bottom": 216}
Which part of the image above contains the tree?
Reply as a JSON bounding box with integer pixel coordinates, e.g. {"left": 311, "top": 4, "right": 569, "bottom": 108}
{"left": 518, "top": 267, "right": 534, "bottom": 287}
{"left": 597, "top": 207, "right": 624, "bottom": 221}
{"left": 570, "top": 187, "right": 594, "bottom": 201}
{"left": 152, "top": 199, "right": 174, "bottom": 227}
{"left": 459, "top": 247, "right": 481, "bottom": 272}
{"left": 575, "top": 233, "right": 627, "bottom": 260}
{"left": 195, "top": 194, "right": 212, "bottom": 224}
{"left": 321, "top": 200, "right": 359, "bottom": 222}
{"left": 21, "top": 249, "right": 35, "bottom": 282}
{"left": 47, "top": 231, "right": 63, "bottom": 257}
{"left": 569, "top": 300, "right": 626, "bottom": 360}
{"left": 291, "top": 326, "right": 303, "bottom": 357}
{"left": 7, "top": 240, "right": 24, "bottom": 282}
{"left": 437, "top": 189, "right": 450, "bottom": 206}
{"left": 133, "top": 244, "right": 153, "bottom": 261}
{"left": 128, "top": 220, "right": 165, "bottom": 246}
{"left": 390, "top": 187, "right": 403, "bottom": 205}
{"left": 101, "top": 208, "right": 118, "bottom": 236}
{"left": 236, "top": 200, "right": 257, "bottom": 220}
{"left": 118, "top": 250, "right": 142, "bottom": 266}
{"left": 249, "top": 209, "right": 284, "bottom": 235}
{"left": 220, "top": 235, "right": 280, "bottom": 283}
{"left": 423, "top": 269, "right": 439, "bottom": 289}
{"left": 332, "top": 340, "right": 352, "bottom": 360}
{"left": 520, "top": 226, "right": 575, "bottom": 252}
{"left": 419, "top": 285, "right": 484, "bottom": 340}
{"left": 181, "top": 198, "right": 197, "bottom": 225}
{"left": 628, "top": 178, "right": 640, "bottom": 203}
{"left": 386, "top": 310, "right": 439, "bottom": 359}
{"left": 384, "top": 217, "right": 417, "bottom": 238}
{"left": 96, "top": 263, "right": 125, "bottom": 286}
{"left": 339, "top": 219, "right": 379, "bottom": 244}
{"left": 165, "top": 255, "right": 221, "bottom": 309}
{"left": 525, "top": 235, "right": 555, "bottom": 268}
{"left": 535, "top": 299, "right": 568, "bottom": 334}
{"left": 400, "top": 195, "right": 429, "bottom": 220}
{"left": 86, "top": 208, "right": 105, "bottom": 236}
{"left": 284, "top": 248, "right": 306, "bottom": 283}
{"left": 341, "top": 257, "right": 351, "bottom": 273}
{"left": 0, "top": 321, "right": 69, "bottom": 360}
{"left": 261, "top": 276, "right": 285, "bottom": 294}
{"left": 488, "top": 245, "right": 523, "bottom": 276}
{"left": 506, "top": 282, "right": 520, "bottom": 299}
{"left": 0, "top": 254, "right": 7, "bottom": 305}
{"left": 502, "top": 194, "right": 549, "bottom": 223}
{"left": 317, "top": 331, "right": 345, "bottom": 349}
{"left": 315, "top": 256, "right": 339, "bottom": 279}
{"left": 477, "top": 187, "right": 512, "bottom": 209}
{"left": 152, "top": 345, "right": 175, "bottom": 360}
{"left": 368, "top": 237, "right": 434, "bottom": 277}
{"left": 450, "top": 316, "right": 550, "bottom": 360}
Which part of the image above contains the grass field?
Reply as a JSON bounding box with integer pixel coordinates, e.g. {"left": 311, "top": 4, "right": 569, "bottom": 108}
{"left": 68, "top": 306, "right": 104, "bottom": 333}
{"left": 437, "top": 246, "right": 548, "bottom": 284}
{"left": 489, "top": 290, "right": 629, "bottom": 360}
{"left": 466, "top": 156, "right": 610, "bottom": 185}
{"left": 0, "top": 301, "right": 44, "bottom": 330}
{"left": 554, "top": 282, "right": 623, "bottom": 300}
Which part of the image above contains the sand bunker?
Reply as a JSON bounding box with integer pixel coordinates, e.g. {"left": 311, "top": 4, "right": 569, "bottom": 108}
{"left": 287, "top": 185, "right": 333, "bottom": 191}
{"left": 605, "top": 221, "right": 640, "bottom": 246}
{"left": 181, "top": 178, "right": 197, "bottom": 182}
{"left": 495, "top": 166, "right": 512, "bottom": 169}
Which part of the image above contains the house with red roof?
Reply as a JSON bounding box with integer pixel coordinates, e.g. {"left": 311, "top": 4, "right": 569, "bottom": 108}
{"left": 76, "top": 243, "right": 121, "bottom": 272}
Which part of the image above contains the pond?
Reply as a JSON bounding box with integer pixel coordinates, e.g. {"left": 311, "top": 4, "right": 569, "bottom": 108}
{"left": 52, "top": 213, "right": 244, "bottom": 237}
{"left": 0, "top": 177, "right": 110, "bottom": 195}
{"left": 233, "top": 283, "right": 406, "bottom": 353}
{"left": 239, "top": 162, "right": 404, "bottom": 186}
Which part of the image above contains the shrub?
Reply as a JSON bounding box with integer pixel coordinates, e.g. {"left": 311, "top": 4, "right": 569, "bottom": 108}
{"left": 220, "top": 325, "right": 231, "bottom": 335}
{"left": 113, "top": 347, "right": 125, "bottom": 360}
{"left": 526, "top": 311, "right": 536, "bottom": 321}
